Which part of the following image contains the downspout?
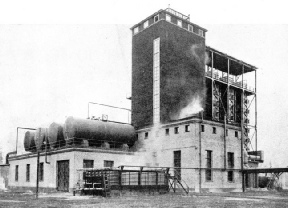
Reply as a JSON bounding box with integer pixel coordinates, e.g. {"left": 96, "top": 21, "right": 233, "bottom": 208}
{"left": 199, "top": 111, "right": 203, "bottom": 193}
{"left": 224, "top": 115, "right": 227, "bottom": 170}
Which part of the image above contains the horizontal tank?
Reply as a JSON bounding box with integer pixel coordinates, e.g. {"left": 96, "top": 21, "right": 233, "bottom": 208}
{"left": 64, "top": 116, "right": 136, "bottom": 145}
{"left": 35, "top": 128, "right": 48, "bottom": 150}
{"left": 24, "top": 131, "right": 36, "bottom": 152}
{"left": 48, "top": 122, "right": 65, "bottom": 149}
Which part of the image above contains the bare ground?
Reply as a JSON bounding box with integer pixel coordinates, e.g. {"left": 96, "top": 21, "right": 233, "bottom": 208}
{"left": 1, "top": 190, "right": 288, "bottom": 207}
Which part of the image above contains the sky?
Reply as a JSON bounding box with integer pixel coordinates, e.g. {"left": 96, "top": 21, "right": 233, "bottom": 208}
{"left": 0, "top": 0, "right": 288, "bottom": 167}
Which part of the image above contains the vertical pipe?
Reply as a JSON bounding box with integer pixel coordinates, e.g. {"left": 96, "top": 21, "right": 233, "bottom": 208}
{"left": 36, "top": 151, "right": 40, "bottom": 199}
{"left": 211, "top": 52, "right": 214, "bottom": 120}
{"left": 241, "top": 65, "right": 245, "bottom": 192}
{"left": 198, "top": 111, "right": 203, "bottom": 193}
{"left": 227, "top": 58, "right": 230, "bottom": 122}
{"left": 255, "top": 69, "right": 257, "bottom": 152}
{"left": 224, "top": 115, "right": 227, "bottom": 170}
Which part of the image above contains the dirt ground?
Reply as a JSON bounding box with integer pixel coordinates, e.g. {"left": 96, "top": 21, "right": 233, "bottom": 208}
{"left": 1, "top": 190, "right": 288, "bottom": 207}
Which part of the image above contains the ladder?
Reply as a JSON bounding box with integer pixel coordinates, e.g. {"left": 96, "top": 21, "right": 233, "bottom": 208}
{"left": 168, "top": 171, "right": 189, "bottom": 195}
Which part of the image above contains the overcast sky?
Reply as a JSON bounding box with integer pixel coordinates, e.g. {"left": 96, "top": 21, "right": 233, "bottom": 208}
{"left": 0, "top": 0, "right": 288, "bottom": 167}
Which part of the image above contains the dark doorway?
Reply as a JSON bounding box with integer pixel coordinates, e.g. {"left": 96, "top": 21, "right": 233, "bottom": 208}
{"left": 57, "top": 160, "right": 69, "bottom": 192}
{"left": 174, "top": 150, "right": 181, "bottom": 180}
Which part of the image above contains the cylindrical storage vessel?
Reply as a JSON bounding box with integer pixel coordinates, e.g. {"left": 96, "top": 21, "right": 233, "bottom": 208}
{"left": 35, "top": 128, "right": 48, "bottom": 150}
{"left": 48, "top": 122, "right": 65, "bottom": 149}
{"left": 64, "top": 116, "right": 136, "bottom": 146}
{"left": 24, "top": 131, "right": 36, "bottom": 152}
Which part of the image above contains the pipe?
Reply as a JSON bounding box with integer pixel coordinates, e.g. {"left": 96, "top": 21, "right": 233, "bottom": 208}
{"left": 87, "top": 102, "right": 131, "bottom": 119}
{"left": 198, "top": 110, "right": 204, "bottom": 193}
{"left": 36, "top": 151, "right": 40, "bottom": 199}
{"left": 224, "top": 115, "right": 227, "bottom": 170}
{"left": 5, "top": 151, "right": 17, "bottom": 165}
{"left": 44, "top": 129, "right": 50, "bottom": 164}
{"left": 241, "top": 74, "right": 245, "bottom": 192}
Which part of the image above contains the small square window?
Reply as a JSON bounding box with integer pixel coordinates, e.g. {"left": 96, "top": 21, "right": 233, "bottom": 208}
{"left": 166, "top": 14, "right": 171, "bottom": 22}
{"left": 104, "top": 160, "right": 114, "bottom": 168}
{"left": 235, "top": 131, "right": 238, "bottom": 138}
{"left": 165, "top": 128, "right": 169, "bottom": 135}
{"left": 174, "top": 127, "right": 179, "bottom": 134}
{"left": 154, "top": 15, "right": 159, "bottom": 22}
{"left": 185, "top": 125, "right": 190, "bottom": 132}
{"left": 144, "top": 21, "right": 149, "bottom": 28}
{"left": 145, "top": 132, "right": 148, "bottom": 139}
{"left": 201, "top": 125, "right": 205, "bottom": 132}
{"left": 188, "top": 24, "right": 193, "bottom": 32}
{"left": 213, "top": 127, "right": 217, "bottom": 134}
{"left": 177, "top": 19, "right": 182, "bottom": 27}
{"left": 134, "top": 27, "right": 139, "bottom": 34}
{"left": 199, "top": 29, "right": 204, "bottom": 37}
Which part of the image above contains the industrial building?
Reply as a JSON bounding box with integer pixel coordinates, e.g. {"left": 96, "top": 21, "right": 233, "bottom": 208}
{"left": 5, "top": 8, "right": 263, "bottom": 194}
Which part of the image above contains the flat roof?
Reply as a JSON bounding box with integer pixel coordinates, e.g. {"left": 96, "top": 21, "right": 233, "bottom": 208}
{"left": 206, "top": 46, "right": 257, "bottom": 76}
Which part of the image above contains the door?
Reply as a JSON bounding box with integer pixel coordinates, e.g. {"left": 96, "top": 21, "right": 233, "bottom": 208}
{"left": 57, "top": 160, "right": 69, "bottom": 191}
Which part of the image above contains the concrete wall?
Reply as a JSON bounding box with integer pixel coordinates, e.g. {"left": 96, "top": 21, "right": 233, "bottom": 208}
{"left": 8, "top": 148, "right": 138, "bottom": 192}
{"left": 137, "top": 119, "right": 242, "bottom": 192}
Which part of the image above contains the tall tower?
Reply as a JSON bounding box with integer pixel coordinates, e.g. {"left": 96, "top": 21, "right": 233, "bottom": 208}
{"left": 131, "top": 8, "right": 207, "bottom": 129}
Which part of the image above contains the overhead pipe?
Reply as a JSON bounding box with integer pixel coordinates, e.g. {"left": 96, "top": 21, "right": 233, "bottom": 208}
{"left": 87, "top": 102, "right": 131, "bottom": 124}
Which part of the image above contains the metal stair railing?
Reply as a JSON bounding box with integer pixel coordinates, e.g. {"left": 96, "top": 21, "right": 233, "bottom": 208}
{"left": 168, "top": 169, "right": 189, "bottom": 195}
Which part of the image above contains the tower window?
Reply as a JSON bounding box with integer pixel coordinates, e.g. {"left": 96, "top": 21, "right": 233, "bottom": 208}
{"left": 133, "top": 27, "right": 139, "bottom": 34}
{"left": 165, "top": 128, "right": 169, "bottom": 135}
{"left": 213, "top": 127, "right": 217, "bottom": 134}
{"left": 154, "top": 15, "right": 159, "bottom": 22}
{"left": 174, "top": 127, "right": 179, "bottom": 134}
{"left": 228, "top": 152, "right": 234, "bottom": 182}
{"left": 144, "top": 20, "right": 149, "bottom": 28}
{"left": 188, "top": 24, "right": 193, "bottom": 32}
{"left": 199, "top": 29, "right": 204, "bottom": 37}
{"left": 177, "top": 19, "right": 182, "bottom": 27}
{"left": 145, "top": 132, "right": 148, "bottom": 139}
{"left": 201, "top": 125, "right": 205, "bottom": 132}
{"left": 185, "top": 125, "right": 190, "bottom": 132}
{"left": 235, "top": 131, "right": 238, "bottom": 138}
{"left": 166, "top": 14, "right": 171, "bottom": 22}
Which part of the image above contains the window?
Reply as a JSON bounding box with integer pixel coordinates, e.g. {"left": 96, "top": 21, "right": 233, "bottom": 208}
{"left": 174, "top": 127, "right": 179, "bottom": 134}
{"left": 185, "top": 125, "right": 190, "bottom": 132}
{"left": 188, "top": 24, "right": 193, "bottom": 32}
{"left": 166, "top": 14, "right": 171, "bottom": 22}
{"left": 39, "top": 162, "right": 44, "bottom": 181}
{"left": 177, "top": 19, "right": 182, "bottom": 27}
{"left": 228, "top": 171, "right": 234, "bottom": 182}
{"left": 235, "top": 131, "right": 238, "bottom": 138}
{"left": 145, "top": 132, "right": 148, "bottom": 139}
{"left": 15, "top": 165, "right": 19, "bottom": 181}
{"left": 26, "top": 164, "right": 30, "bottom": 182}
{"left": 133, "top": 27, "right": 139, "bottom": 34}
{"left": 206, "top": 150, "right": 212, "bottom": 181}
{"left": 104, "top": 160, "right": 114, "bottom": 168}
{"left": 144, "top": 20, "right": 149, "bottom": 28}
{"left": 228, "top": 152, "right": 234, "bottom": 182}
{"left": 199, "top": 29, "right": 204, "bottom": 37}
{"left": 154, "top": 15, "right": 159, "bottom": 22}
{"left": 213, "top": 127, "right": 217, "bottom": 134}
{"left": 226, "top": 129, "right": 228, "bottom": 136}
{"left": 83, "top": 160, "right": 94, "bottom": 168}
{"left": 201, "top": 125, "right": 205, "bottom": 132}
{"left": 165, "top": 128, "right": 169, "bottom": 136}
